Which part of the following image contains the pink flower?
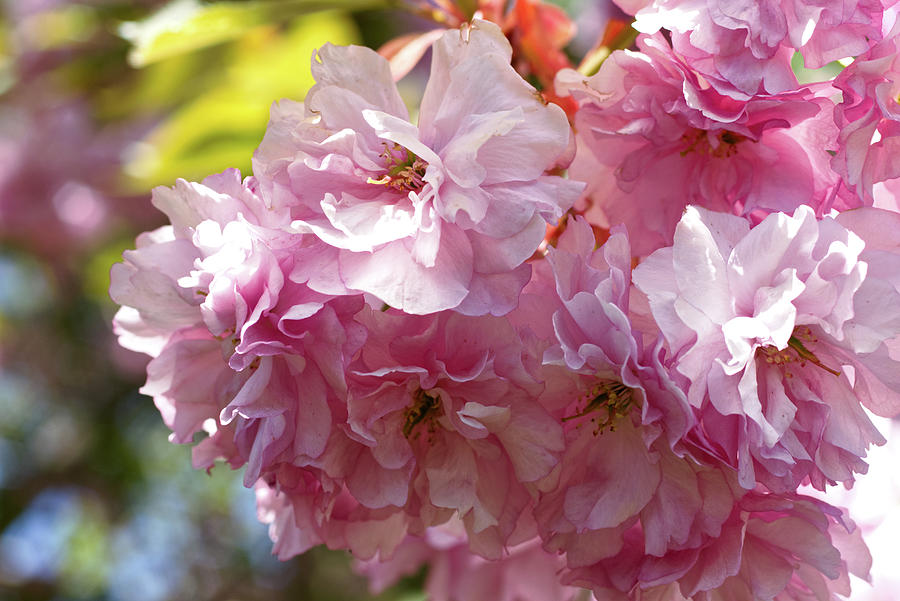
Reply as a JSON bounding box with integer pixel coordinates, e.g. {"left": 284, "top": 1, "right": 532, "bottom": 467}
{"left": 535, "top": 420, "right": 724, "bottom": 564}
{"left": 111, "top": 170, "right": 366, "bottom": 487}
{"left": 107, "top": 12, "right": 900, "bottom": 595}
{"left": 565, "top": 491, "right": 869, "bottom": 601}
{"left": 355, "top": 520, "right": 580, "bottom": 601}
{"left": 253, "top": 20, "right": 582, "bottom": 315}
{"left": 830, "top": 208, "right": 900, "bottom": 418}
{"left": 633, "top": 205, "right": 900, "bottom": 491}
{"left": 245, "top": 307, "right": 565, "bottom": 562}
{"left": 513, "top": 221, "right": 749, "bottom": 592}
{"left": 832, "top": 21, "right": 900, "bottom": 203}
{"left": 557, "top": 34, "right": 849, "bottom": 256}
{"left": 532, "top": 216, "right": 695, "bottom": 446}
{"left": 255, "top": 470, "right": 411, "bottom": 561}
{"left": 336, "top": 308, "right": 564, "bottom": 558}
{"left": 809, "top": 416, "right": 899, "bottom": 601}
{"left": 533, "top": 411, "right": 858, "bottom": 601}
{"left": 631, "top": 0, "right": 797, "bottom": 98}
{"left": 619, "top": 0, "right": 887, "bottom": 98}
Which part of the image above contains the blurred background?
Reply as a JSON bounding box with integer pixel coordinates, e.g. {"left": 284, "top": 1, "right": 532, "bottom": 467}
{"left": 0, "top": 1, "right": 431, "bottom": 599}
{"left": 0, "top": 1, "right": 897, "bottom": 601}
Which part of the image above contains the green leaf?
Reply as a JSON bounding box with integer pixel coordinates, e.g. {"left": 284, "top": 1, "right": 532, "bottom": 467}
{"left": 120, "top": 0, "right": 382, "bottom": 67}
{"left": 791, "top": 51, "right": 845, "bottom": 85}
{"left": 122, "top": 11, "right": 359, "bottom": 189}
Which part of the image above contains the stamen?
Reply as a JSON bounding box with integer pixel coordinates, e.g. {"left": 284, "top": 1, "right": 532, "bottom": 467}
{"left": 563, "top": 380, "right": 636, "bottom": 435}
{"left": 403, "top": 389, "right": 443, "bottom": 439}
{"left": 368, "top": 142, "right": 428, "bottom": 193}
{"left": 679, "top": 131, "right": 704, "bottom": 157}
{"left": 786, "top": 333, "right": 841, "bottom": 377}
{"left": 367, "top": 174, "right": 393, "bottom": 186}
{"left": 757, "top": 326, "right": 841, "bottom": 377}
{"left": 679, "top": 129, "right": 748, "bottom": 158}
{"left": 712, "top": 130, "right": 746, "bottom": 158}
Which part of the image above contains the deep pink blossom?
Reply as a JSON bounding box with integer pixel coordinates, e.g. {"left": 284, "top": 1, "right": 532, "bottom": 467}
{"left": 618, "top": 0, "right": 890, "bottom": 98}
{"left": 832, "top": 21, "right": 900, "bottom": 203}
{"left": 334, "top": 308, "right": 564, "bottom": 558}
{"left": 557, "top": 34, "right": 850, "bottom": 256}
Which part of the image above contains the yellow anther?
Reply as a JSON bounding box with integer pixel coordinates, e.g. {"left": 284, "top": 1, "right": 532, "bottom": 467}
{"left": 756, "top": 326, "right": 841, "bottom": 377}
{"left": 369, "top": 143, "right": 427, "bottom": 193}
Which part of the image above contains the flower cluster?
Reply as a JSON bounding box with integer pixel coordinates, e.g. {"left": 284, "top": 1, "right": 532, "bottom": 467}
{"left": 113, "top": 7, "right": 900, "bottom": 601}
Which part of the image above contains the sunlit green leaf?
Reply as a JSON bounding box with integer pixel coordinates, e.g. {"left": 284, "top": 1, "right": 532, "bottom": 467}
{"left": 123, "top": 11, "right": 358, "bottom": 189}
{"left": 96, "top": 47, "right": 207, "bottom": 119}
{"left": 791, "top": 51, "right": 845, "bottom": 85}
{"left": 120, "top": 0, "right": 382, "bottom": 67}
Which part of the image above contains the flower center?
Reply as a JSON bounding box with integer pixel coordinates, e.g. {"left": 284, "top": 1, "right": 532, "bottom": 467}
{"left": 562, "top": 380, "right": 636, "bottom": 435}
{"left": 368, "top": 142, "right": 428, "bottom": 193}
{"left": 680, "top": 129, "right": 748, "bottom": 159}
{"left": 756, "top": 326, "right": 841, "bottom": 377}
{"left": 403, "top": 389, "right": 443, "bottom": 439}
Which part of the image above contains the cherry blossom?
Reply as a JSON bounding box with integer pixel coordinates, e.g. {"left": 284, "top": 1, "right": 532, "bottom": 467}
{"left": 633, "top": 205, "right": 900, "bottom": 491}
{"left": 617, "top": 0, "right": 890, "bottom": 98}
{"left": 111, "top": 170, "right": 366, "bottom": 488}
{"left": 106, "top": 11, "right": 900, "bottom": 601}
{"left": 253, "top": 19, "right": 582, "bottom": 315}
{"left": 355, "top": 519, "right": 579, "bottom": 601}
{"left": 832, "top": 21, "right": 900, "bottom": 204}
{"left": 557, "top": 34, "right": 849, "bottom": 256}
{"left": 338, "top": 308, "right": 564, "bottom": 558}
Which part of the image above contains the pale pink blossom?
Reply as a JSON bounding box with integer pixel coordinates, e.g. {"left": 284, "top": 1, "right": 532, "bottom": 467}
{"left": 111, "top": 170, "right": 366, "bottom": 488}
{"left": 104, "top": 10, "right": 900, "bottom": 595}
{"left": 254, "top": 470, "right": 411, "bottom": 561}
{"left": 533, "top": 409, "right": 855, "bottom": 601}
{"left": 811, "top": 416, "right": 900, "bottom": 601}
{"left": 830, "top": 208, "right": 900, "bottom": 418}
{"left": 515, "top": 222, "right": 721, "bottom": 581}
{"left": 633, "top": 205, "right": 900, "bottom": 491}
{"left": 253, "top": 20, "right": 582, "bottom": 315}
{"left": 515, "top": 220, "right": 749, "bottom": 591}
{"left": 534, "top": 419, "right": 739, "bottom": 568}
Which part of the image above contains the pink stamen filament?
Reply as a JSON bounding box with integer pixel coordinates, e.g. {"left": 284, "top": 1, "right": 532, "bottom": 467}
{"left": 368, "top": 142, "right": 428, "bottom": 192}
